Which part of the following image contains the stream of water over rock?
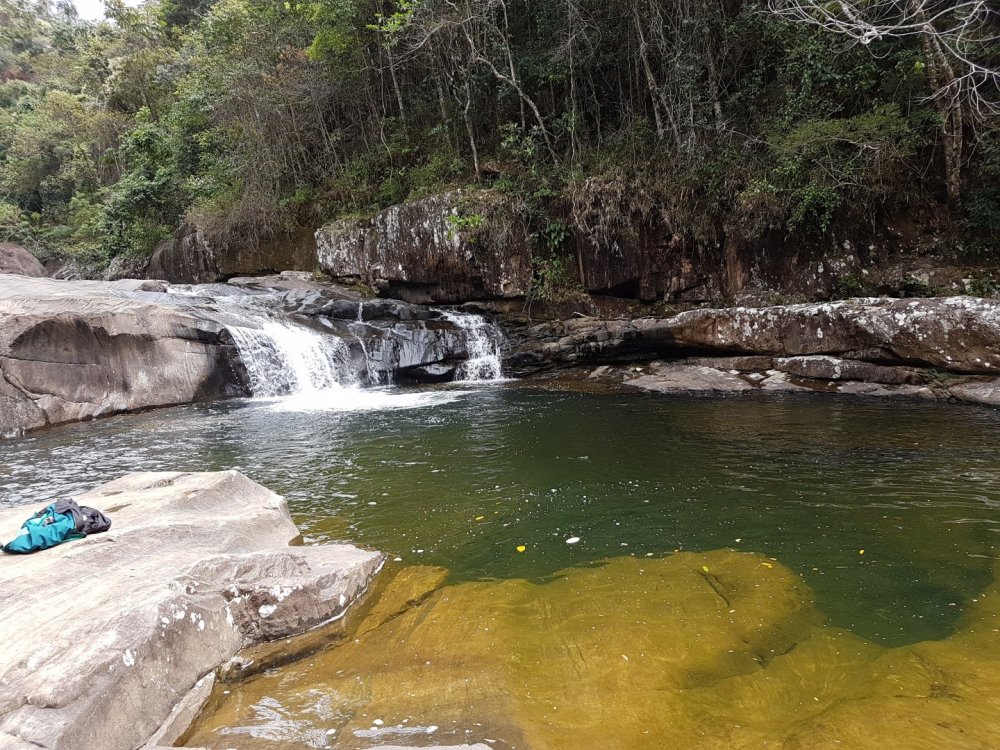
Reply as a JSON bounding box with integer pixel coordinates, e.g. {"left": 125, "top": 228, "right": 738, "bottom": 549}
{"left": 3, "top": 311, "right": 1000, "bottom": 747}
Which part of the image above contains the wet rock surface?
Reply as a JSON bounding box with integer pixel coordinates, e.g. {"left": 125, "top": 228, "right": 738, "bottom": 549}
{"left": 0, "top": 274, "right": 244, "bottom": 436}
{"left": 0, "top": 471, "right": 383, "bottom": 750}
{"left": 0, "top": 274, "right": 498, "bottom": 435}
{"left": 508, "top": 297, "right": 1000, "bottom": 406}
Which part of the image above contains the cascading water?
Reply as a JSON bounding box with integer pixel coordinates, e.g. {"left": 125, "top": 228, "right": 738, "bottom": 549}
{"left": 227, "top": 320, "right": 356, "bottom": 397}
{"left": 438, "top": 310, "right": 506, "bottom": 382}
{"left": 164, "top": 285, "right": 505, "bottom": 410}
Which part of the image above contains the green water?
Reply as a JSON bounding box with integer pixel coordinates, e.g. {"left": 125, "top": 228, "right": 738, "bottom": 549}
{"left": 4, "top": 385, "right": 1000, "bottom": 646}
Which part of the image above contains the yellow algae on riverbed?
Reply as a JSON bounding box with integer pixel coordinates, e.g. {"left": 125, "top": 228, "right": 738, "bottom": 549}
{"left": 183, "top": 550, "right": 1000, "bottom": 749}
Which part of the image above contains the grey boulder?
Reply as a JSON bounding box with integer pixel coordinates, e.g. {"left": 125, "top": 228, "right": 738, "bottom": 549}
{"left": 0, "top": 471, "right": 383, "bottom": 750}
{"left": 0, "top": 274, "right": 244, "bottom": 436}
{"left": 0, "top": 244, "right": 46, "bottom": 277}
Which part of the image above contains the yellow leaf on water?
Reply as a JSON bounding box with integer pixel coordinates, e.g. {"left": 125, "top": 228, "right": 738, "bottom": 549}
{"left": 859, "top": 549, "right": 866, "bottom": 555}
{"left": 474, "top": 516, "right": 485, "bottom": 521}
{"left": 761, "top": 562, "right": 773, "bottom": 569}
{"left": 702, "top": 565, "right": 710, "bottom": 573}
{"left": 516, "top": 545, "right": 526, "bottom": 553}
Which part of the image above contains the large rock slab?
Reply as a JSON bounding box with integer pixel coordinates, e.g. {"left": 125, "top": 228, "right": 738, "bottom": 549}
{"left": 0, "top": 471, "right": 383, "bottom": 750}
{"left": 0, "top": 244, "right": 46, "bottom": 277}
{"left": 316, "top": 190, "right": 531, "bottom": 304}
{"left": 510, "top": 297, "right": 1000, "bottom": 377}
{"left": 148, "top": 224, "right": 318, "bottom": 284}
{"left": 0, "top": 275, "right": 244, "bottom": 436}
{"left": 627, "top": 364, "right": 753, "bottom": 395}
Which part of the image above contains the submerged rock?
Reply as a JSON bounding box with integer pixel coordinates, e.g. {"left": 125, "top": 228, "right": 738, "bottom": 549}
{"left": 0, "top": 471, "right": 383, "bottom": 750}
{"left": 185, "top": 549, "right": 1000, "bottom": 750}
{"left": 184, "top": 551, "right": 823, "bottom": 749}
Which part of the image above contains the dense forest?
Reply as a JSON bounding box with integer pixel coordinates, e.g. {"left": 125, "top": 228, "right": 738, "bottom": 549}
{"left": 0, "top": 0, "right": 997, "bottom": 277}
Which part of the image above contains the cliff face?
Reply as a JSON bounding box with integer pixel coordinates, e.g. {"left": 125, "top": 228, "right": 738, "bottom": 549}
{"left": 308, "top": 191, "right": 993, "bottom": 308}
{"left": 146, "top": 223, "right": 318, "bottom": 284}
{"left": 316, "top": 190, "right": 533, "bottom": 304}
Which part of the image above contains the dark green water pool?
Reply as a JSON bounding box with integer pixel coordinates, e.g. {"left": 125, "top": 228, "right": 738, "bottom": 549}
{"left": 3, "top": 385, "right": 1000, "bottom": 647}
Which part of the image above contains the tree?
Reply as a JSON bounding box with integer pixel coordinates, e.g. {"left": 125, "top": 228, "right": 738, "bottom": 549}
{"left": 766, "top": 0, "right": 1000, "bottom": 208}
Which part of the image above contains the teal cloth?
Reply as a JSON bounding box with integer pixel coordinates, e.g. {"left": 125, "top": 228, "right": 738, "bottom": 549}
{"left": 2, "top": 504, "right": 83, "bottom": 554}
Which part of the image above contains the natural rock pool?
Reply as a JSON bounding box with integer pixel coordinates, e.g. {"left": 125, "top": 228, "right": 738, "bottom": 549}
{"left": 4, "top": 385, "right": 1000, "bottom": 748}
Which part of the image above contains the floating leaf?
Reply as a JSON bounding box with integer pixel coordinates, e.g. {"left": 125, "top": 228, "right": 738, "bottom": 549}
{"left": 516, "top": 545, "right": 526, "bottom": 553}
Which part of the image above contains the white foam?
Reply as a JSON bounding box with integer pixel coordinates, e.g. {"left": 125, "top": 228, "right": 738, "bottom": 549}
{"left": 266, "top": 387, "right": 467, "bottom": 413}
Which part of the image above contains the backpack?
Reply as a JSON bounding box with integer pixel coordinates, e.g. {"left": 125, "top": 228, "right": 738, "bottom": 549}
{"left": 2, "top": 499, "right": 111, "bottom": 554}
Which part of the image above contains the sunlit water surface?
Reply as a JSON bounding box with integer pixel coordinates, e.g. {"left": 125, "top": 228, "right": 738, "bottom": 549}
{"left": 4, "top": 386, "right": 1000, "bottom": 748}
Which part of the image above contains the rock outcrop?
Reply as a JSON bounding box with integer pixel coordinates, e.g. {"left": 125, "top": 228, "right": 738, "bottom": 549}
{"left": 0, "top": 470, "right": 383, "bottom": 750}
{"left": 148, "top": 223, "right": 318, "bottom": 284}
{"left": 509, "top": 297, "right": 1000, "bottom": 405}
{"left": 0, "top": 274, "right": 501, "bottom": 436}
{"left": 0, "top": 275, "right": 246, "bottom": 436}
{"left": 0, "top": 244, "right": 46, "bottom": 277}
{"left": 316, "top": 190, "right": 532, "bottom": 304}
{"left": 511, "top": 297, "right": 1000, "bottom": 373}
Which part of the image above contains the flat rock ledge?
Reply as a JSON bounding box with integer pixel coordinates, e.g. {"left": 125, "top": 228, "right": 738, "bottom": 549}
{"left": 0, "top": 471, "right": 383, "bottom": 750}
{"left": 510, "top": 297, "right": 1000, "bottom": 407}
{"left": 585, "top": 356, "right": 1000, "bottom": 404}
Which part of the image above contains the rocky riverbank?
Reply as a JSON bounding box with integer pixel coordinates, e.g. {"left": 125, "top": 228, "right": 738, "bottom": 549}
{"left": 507, "top": 297, "right": 1000, "bottom": 407}
{"left": 0, "top": 274, "right": 497, "bottom": 437}
{"left": 0, "top": 470, "right": 383, "bottom": 750}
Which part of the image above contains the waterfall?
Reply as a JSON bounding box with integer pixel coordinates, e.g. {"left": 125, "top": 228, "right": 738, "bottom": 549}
{"left": 227, "top": 319, "right": 356, "bottom": 398}
{"left": 438, "top": 310, "right": 505, "bottom": 382}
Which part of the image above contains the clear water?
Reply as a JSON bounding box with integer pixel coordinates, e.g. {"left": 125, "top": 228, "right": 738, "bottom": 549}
{"left": 2, "top": 387, "right": 1000, "bottom": 647}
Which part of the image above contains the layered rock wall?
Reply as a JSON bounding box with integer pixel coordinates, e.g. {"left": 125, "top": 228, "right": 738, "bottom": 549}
{"left": 316, "top": 191, "right": 532, "bottom": 304}
{"left": 148, "top": 223, "right": 318, "bottom": 284}
{"left": 509, "top": 297, "right": 1000, "bottom": 406}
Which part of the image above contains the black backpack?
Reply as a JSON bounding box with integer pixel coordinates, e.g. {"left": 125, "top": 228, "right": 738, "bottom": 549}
{"left": 52, "top": 499, "right": 112, "bottom": 535}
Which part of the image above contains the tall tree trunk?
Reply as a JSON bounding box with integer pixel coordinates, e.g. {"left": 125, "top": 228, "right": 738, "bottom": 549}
{"left": 631, "top": 3, "right": 666, "bottom": 141}
{"left": 913, "top": 1, "right": 963, "bottom": 209}
{"left": 463, "top": 79, "right": 481, "bottom": 181}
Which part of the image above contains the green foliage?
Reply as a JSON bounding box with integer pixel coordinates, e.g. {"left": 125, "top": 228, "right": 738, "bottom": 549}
{"left": 0, "top": 0, "right": 994, "bottom": 274}
{"left": 526, "top": 254, "right": 585, "bottom": 305}
{"left": 831, "top": 273, "right": 868, "bottom": 300}
{"left": 538, "top": 220, "right": 570, "bottom": 253}
{"left": 898, "top": 277, "right": 934, "bottom": 299}
{"left": 737, "top": 104, "right": 921, "bottom": 235}
{"left": 967, "top": 276, "right": 1000, "bottom": 299}
{"left": 963, "top": 132, "right": 1000, "bottom": 259}
{"left": 445, "top": 212, "right": 484, "bottom": 240}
